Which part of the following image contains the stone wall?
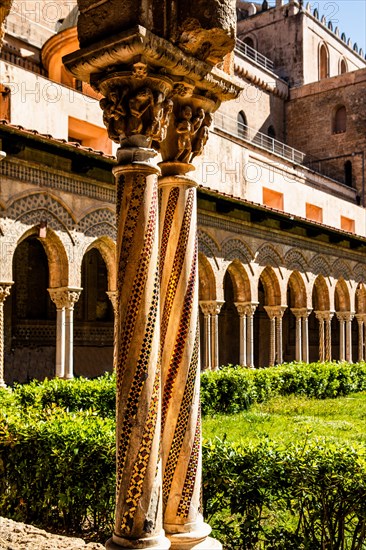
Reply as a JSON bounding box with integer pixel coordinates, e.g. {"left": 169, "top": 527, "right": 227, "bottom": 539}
{"left": 286, "top": 69, "right": 366, "bottom": 199}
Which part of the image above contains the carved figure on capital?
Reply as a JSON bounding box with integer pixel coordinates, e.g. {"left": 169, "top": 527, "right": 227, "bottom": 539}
{"left": 174, "top": 105, "right": 207, "bottom": 163}
{"left": 191, "top": 112, "right": 213, "bottom": 161}
{"left": 100, "top": 85, "right": 173, "bottom": 147}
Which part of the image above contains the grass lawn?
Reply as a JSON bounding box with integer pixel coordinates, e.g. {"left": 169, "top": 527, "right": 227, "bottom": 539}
{"left": 202, "top": 392, "right": 366, "bottom": 447}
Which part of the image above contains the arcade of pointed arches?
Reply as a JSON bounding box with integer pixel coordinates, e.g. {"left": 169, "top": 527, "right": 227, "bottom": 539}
{"left": 2, "top": 191, "right": 366, "bottom": 383}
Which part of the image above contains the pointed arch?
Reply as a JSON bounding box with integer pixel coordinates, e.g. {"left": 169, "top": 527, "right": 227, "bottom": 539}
{"left": 356, "top": 283, "right": 366, "bottom": 314}
{"left": 14, "top": 226, "right": 69, "bottom": 288}
{"left": 284, "top": 248, "right": 308, "bottom": 275}
{"left": 319, "top": 42, "right": 329, "bottom": 79}
{"left": 225, "top": 260, "right": 251, "bottom": 302}
{"left": 84, "top": 236, "right": 117, "bottom": 291}
{"left": 334, "top": 278, "right": 350, "bottom": 311}
{"left": 287, "top": 271, "right": 307, "bottom": 308}
{"left": 312, "top": 275, "right": 330, "bottom": 310}
{"left": 199, "top": 252, "right": 216, "bottom": 301}
{"left": 259, "top": 266, "right": 281, "bottom": 306}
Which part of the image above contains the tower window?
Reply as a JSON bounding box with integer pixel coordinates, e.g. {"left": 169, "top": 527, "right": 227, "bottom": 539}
{"left": 333, "top": 106, "right": 347, "bottom": 134}
{"left": 319, "top": 44, "right": 329, "bottom": 79}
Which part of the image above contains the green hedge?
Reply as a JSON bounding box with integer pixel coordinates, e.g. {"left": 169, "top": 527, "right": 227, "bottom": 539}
{"left": 1, "top": 371, "right": 366, "bottom": 547}
{"left": 12, "top": 372, "right": 116, "bottom": 418}
{"left": 201, "top": 361, "right": 366, "bottom": 415}
{"left": 203, "top": 438, "right": 366, "bottom": 549}
{"left": 0, "top": 404, "right": 115, "bottom": 537}
{"left": 9, "top": 362, "right": 366, "bottom": 419}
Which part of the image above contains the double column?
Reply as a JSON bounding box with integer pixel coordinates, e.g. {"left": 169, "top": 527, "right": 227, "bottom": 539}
{"left": 336, "top": 312, "right": 354, "bottom": 362}
{"left": 199, "top": 301, "right": 223, "bottom": 370}
{"left": 315, "top": 311, "right": 334, "bottom": 362}
{"left": 48, "top": 287, "right": 81, "bottom": 379}
{"left": 355, "top": 314, "right": 366, "bottom": 362}
{"left": 0, "top": 282, "right": 13, "bottom": 387}
{"left": 291, "top": 308, "right": 311, "bottom": 363}
{"left": 234, "top": 302, "right": 258, "bottom": 368}
{"left": 264, "top": 306, "right": 286, "bottom": 366}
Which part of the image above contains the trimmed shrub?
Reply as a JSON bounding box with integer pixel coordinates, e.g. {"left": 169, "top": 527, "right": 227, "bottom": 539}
{"left": 0, "top": 404, "right": 115, "bottom": 537}
{"left": 203, "top": 438, "right": 366, "bottom": 549}
{"left": 12, "top": 372, "right": 116, "bottom": 418}
{"left": 200, "top": 362, "right": 366, "bottom": 416}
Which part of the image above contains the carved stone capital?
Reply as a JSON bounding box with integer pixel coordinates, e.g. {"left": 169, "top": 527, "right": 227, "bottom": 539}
{"left": 355, "top": 313, "right": 366, "bottom": 324}
{"left": 264, "top": 305, "right": 287, "bottom": 320}
{"left": 336, "top": 311, "right": 355, "bottom": 322}
{"left": 291, "top": 307, "right": 312, "bottom": 319}
{"left": 48, "top": 287, "right": 82, "bottom": 310}
{"left": 234, "top": 301, "right": 258, "bottom": 317}
{"left": 203, "top": 300, "right": 224, "bottom": 316}
{"left": 315, "top": 310, "right": 334, "bottom": 322}
{"left": 0, "top": 282, "right": 13, "bottom": 303}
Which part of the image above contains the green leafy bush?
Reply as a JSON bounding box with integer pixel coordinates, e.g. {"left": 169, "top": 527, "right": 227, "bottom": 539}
{"left": 201, "top": 362, "right": 366, "bottom": 416}
{"left": 0, "top": 403, "right": 115, "bottom": 537}
{"left": 12, "top": 372, "right": 116, "bottom": 418}
{"left": 203, "top": 438, "right": 366, "bottom": 550}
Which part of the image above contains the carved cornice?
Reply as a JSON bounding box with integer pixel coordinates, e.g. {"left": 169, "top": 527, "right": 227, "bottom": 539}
{"left": 63, "top": 26, "right": 242, "bottom": 106}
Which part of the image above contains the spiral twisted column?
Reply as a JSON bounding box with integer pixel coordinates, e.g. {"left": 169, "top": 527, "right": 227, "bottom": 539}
{"left": 104, "top": 161, "right": 169, "bottom": 550}
{"left": 159, "top": 174, "right": 220, "bottom": 549}
{"left": 0, "top": 283, "right": 12, "bottom": 387}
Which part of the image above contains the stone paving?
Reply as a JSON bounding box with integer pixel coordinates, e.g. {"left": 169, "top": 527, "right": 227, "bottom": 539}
{"left": 0, "top": 517, "right": 104, "bottom": 550}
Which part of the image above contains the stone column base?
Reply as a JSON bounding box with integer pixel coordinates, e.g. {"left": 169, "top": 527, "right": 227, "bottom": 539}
{"left": 106, "top": 536, "right": 171, "bottom": 550}
{"left": 168, "top": 536, "right": 222, "bottom": 549}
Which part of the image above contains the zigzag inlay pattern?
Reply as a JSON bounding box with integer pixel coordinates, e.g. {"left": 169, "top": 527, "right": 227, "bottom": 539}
{"left": 177, "top": 408, "right": 201, "bottom": 519}
{"left": 161, "top": 189, "right": 194, "bottom": 350}
{"left": 160, "top": 187, "right": 180, "bottom": 283}
{"left": 161, "top": 239, "right": 197, "bottom": 431}
{"left": 163, "top": 326, "right": 199, "bottom": 508}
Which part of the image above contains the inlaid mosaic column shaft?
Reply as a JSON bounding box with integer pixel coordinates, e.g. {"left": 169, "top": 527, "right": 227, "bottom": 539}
{"left": 108, "top": 164, "right": 169, "bottom": 550}
{"left": 345, "top": 313, "right": 354, "bottom": 363}
{"left": 235, "top": 303, "right": 247, "bottom": 367}
{"left": 336, "top": 313, "right": 346, "bottom": 361}
{"left": 159, "top": 176, "right": 219, "bottom": 549}
{"left": 315, "top": 312, "right": 326, "bottom": 362}
{"left": 246, "top": 304, "right": 257, "bottom": 368}
{"left": 0, "top": 283, "right": 12, "bottom": 388}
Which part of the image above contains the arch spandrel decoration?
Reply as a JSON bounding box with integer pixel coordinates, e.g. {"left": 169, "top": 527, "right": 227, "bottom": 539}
{"left": 353, "top": 263, "right": 366, "bottom": 283}
{"left": 77, "top": 209, "right": 117, "bottom": 241}
{"left": 309, "top": 254, "right": 331, "bottom": 278}
{"left": 284, "top": 248, "right": 309, "bottom": 273}
{"left": 197, "top": 229, "right": 220, "bottom": 265}
{"left": 256, "top": 244, "right": 283, "bottom": 278}
{"left": 6, "top": 192, "right": 75, "bottom": 230}
{"left": 221, "top": 237, "right": 254, "bottom": 273}
{"left": 332, "top": 258, "right": 352, "bottom": 282}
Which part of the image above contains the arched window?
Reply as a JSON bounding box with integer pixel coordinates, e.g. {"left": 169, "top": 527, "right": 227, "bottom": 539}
{"left": 237, "top": 111, "right": 247, "bottom": 139}
{"left": 268, "top": 125, "right": 276, "bottom": 139}
{"left": 243, "top": 36, "right": 255, "bottom": 49}
{"left": 319, "top": 44, "right": 329, "bottom": 79}
{"left": 344, "top": 161, "right": 353, "bottom": 186}
{"left": 340, "top": 58, "right": 348, "bottom": 74}
{"left": 333, "top": 106, "right": 347, "bottom": 134}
